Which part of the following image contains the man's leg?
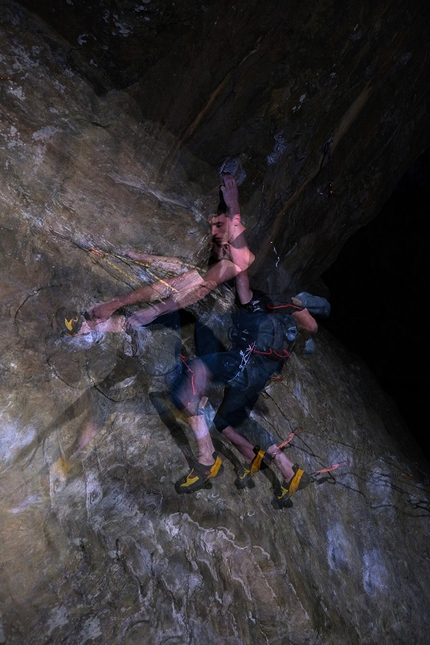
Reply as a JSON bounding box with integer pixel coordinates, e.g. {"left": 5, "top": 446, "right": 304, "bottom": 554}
{"left": 266, "top": 444, "right": 295, "bottom": 482}
{"left": 221, "top": 423, "right": 294, "bottom": 480}
{"left": 175, "top": 411, "right": 223, "bottom": 494}
{"left": 220, "top": 425, "right": 256, "bottom": 462}
{"left": 180, "top": 360, "right": 217, "bottom": 465}
{"left": 171, "top": 358, "right": 223, "bottom": 493}
{"left": 188, "top": 409, "right": 217, "bottom": 467}
{"left": 214, "top": 369, "right": 310, "bottom": 500}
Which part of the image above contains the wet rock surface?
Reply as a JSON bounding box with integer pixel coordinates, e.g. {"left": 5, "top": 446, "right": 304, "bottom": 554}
{"left": 1, "top": 2, "right": 430, "bottom": 644}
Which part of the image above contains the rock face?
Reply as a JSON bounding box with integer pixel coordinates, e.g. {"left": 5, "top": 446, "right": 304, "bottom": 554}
{"left": 14, "top": 0, "right": 430, "bottom": 290}
{"left": 1, "top": 2, "right": 430, "bottom": 644}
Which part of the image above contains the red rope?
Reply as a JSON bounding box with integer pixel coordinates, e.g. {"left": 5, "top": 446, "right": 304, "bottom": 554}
{"left": 267, "top": 303, "right": 303, "bottom": 311}
{"left": 252, "top": 347, "right": 290, "bottom": 359}
{"left": 277, "top": 432, "right": 295, "bottom": 450}
{"left": 180, "top": 354, "right": 197, "bottom": 395}
{"left": 313, "top": 460, "right": 350, "bottom": 475}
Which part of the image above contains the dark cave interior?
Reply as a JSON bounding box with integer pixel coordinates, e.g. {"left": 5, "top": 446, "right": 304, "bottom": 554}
{"left": 9, "top": 0, "right": 430, "bottom": 462}
{"left": 321, "top": 148, "right": 429, "bottom": 458}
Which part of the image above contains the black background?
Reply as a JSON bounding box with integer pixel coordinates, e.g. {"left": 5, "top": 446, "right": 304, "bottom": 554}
{"left": 321, "top": 148, "right": 429, "bottom": 459}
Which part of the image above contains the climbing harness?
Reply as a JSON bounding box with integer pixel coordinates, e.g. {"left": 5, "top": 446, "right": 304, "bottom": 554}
{"left": 175, "top": 452, "right": 224, "bottom": 494}
{"left": 230, "top": 309, "right": 298, "bottom": 360}
{"left": 238, "top": 343, "right": 255, "bottom": 372}
{"left": 225, "top": 342, "right": 255, "bottom": 388}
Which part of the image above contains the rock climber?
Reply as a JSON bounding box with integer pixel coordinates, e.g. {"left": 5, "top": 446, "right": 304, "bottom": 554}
{"left": 56, "top": 173, "right": 254, "bottom": 482}
{"left": 57, "top": 172, "right": 328, "bottom": 502}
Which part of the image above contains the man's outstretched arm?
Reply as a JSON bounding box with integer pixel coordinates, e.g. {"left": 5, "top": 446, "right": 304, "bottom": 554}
{"left": 127, "top": 256, "right": 252, "bottom": 328}
{"left": 87, "top": 267, "right": 203, "bottom": 322}
{"left": 125, "top": 251, "right": 193, "bottom": 275}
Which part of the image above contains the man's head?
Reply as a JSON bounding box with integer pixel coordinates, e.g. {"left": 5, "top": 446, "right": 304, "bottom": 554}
{"left": 209, "top": 212, "right": 241, "bottom": 246}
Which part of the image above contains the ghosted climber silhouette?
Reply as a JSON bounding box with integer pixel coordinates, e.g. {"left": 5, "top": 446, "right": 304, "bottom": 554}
{"left": 58, "top": 174, "right": 254, "bottom": 480}
{"left": 56, "top": 172, "right": 329, "bottom": 503}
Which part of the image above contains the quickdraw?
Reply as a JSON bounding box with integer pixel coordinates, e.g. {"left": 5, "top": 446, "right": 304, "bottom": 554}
{"left": 312, "top": 460, "right": 350, "bottom": 475}
{"left": 276, "top": 429, "right": 350, "bottom": 477}
{"left": 277, "top": 431, "right": 296, "bottom": 450}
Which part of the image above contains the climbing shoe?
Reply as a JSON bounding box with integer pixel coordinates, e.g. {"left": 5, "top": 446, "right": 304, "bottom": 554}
{"left": 56, "top": 308, "right": 84, "bottom": 336}
{"left": 236, "top": 446, "right": 272, "bottom": 489}
{"left": 175, "top": 453, "right": 224, "bottom": 494}
{"left": 276, "top": 464, "right": 311, "bottom": 508}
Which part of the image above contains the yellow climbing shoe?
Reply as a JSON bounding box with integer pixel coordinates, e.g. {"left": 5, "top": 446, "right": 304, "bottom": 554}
{"left": 175, "top": 453, "right": 223, "bottom": 494}
{"left": 276, "top": 464, "right": 311, "bottom": 508}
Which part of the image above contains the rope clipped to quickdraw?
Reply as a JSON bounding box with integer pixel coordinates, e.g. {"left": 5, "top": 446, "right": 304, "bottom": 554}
{"left": 316, "top": 140, "right": 333, "bottom": 198}
{"left": 276, "top": 428, "right": 350, "bottom": 480}
{"left": 180, "top": 354, "right": 197, "bottom": 397}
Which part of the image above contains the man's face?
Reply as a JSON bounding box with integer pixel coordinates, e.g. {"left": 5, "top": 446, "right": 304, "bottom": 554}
{"left": 210, "top": 213, "right": 231, "bottom": 246}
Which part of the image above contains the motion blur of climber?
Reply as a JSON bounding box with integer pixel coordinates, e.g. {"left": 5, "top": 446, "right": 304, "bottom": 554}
{"left": 56, "top": 170, "right": 329, "bottom": 502}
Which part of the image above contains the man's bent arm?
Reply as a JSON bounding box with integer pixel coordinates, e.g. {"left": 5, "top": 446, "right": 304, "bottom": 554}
{"left": 293, "top": 308, "right": 318, "bottom": 333}
{"left": 87, "top": 269, "right": 202, "bottom": 322}
{"left": 221, "top": 174, "right": 241, "bottom": 216}
{"left": 234, "top": 269, "right": 253, "bottom": 305}
{"left": 128, "top": 258, "right": 249, "bottom": 328}
{"left": 125, "top": 251, "right": 192, "bottom": 275}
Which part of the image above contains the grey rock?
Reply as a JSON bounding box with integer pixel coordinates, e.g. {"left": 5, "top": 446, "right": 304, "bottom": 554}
{"left": 0, "top": 3, "right": 429, "bottom": 644}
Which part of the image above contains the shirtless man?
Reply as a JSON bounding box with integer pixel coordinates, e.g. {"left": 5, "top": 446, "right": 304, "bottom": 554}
{"left": 60, "top": 174, "right": 319, "bottom": 497}
{"left": 82, "top": 173, "right": 254, "bottom": 330}
{"left": 59, "top": 174, "right": 254, "bottom": 485}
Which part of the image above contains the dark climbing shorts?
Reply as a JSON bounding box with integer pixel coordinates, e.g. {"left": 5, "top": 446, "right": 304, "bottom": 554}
{"left": 200, "top": 352, "right": 282, "bottom": 435}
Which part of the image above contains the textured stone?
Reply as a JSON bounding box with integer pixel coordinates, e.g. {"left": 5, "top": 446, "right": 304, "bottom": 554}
{"left": 1, "top": 3, "right": 430, "bottom": 644}
{"left": 15, "top": 0, "right": 430, "bottom": 290}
